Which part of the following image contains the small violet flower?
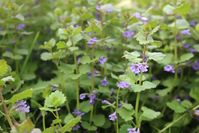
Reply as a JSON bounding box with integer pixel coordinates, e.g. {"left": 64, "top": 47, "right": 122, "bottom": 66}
{"left": 194, "top": 110, "right": 199, "bottom": 117}
{"left": 123, "top": 30, "right": 135, "bottom": 39}
{"left": 87, "top": 37, "right": 97, "bottom": 46}
{"left": 101, "top": 77, "right": 109, "bottom": 87}
{"left": 101, "top": 100, "right": 111, "bottom": 105}
{"left": 117, "top": 81, "right": 130, "bottom": 89}
{"left": 190, "top": 20, "right": 197, "bottom": 27}
{"left": 80, "top": 93, "right": 87, "bottom": 100}
{"left": 16, "top": 23, "right": 26, "bottom": 30}
{"left": 128, "top": 128, "right": 140, "bottom": 133}
{"left": 109, "top": 112, "right": 117, "bottom": 121}
{"left": 164, "top": 65, "right": 175, "bottom": 73}
{"left": 89, "top": 92, "right": 97, "bottom": 105}
{"left": 13, "top": 100, "right": 30, "bottom": 113}
{"left": 192, "top": 60, "right": 199, "bottom": 71}
{"left": 180, "top": 29, "right": 191, "bottom": 35}
{"left": 99, "top": 56, "right": 107, "bottom": 65}
{"left": 130, "top": 63, "right": 149, "bottom": 74}
{"left": 183, "top": 43, "right": 191, "bottom": 49}
{"left": 73, "top": 109, "right": 84, "bottom": 116}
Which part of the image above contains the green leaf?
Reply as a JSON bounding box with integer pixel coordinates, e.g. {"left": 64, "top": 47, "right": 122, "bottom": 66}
{"left": 0, "top": 59, "right": 9, "bottom": 78}
{"left": 60, "top": 117, "right": 81, "bottom": 132}
{"left": 196, "top": 24, "right": 199, "bottom": 31}
{"left": 190, "top": 88, "right": 199, "bottom": 102}
{"left": 163, "top": 4, "right": 175, "bottom": 15}
{"left": 43, "top": 127, "right": 55, "bottom": 133}
{"left": 79, "top": 101, "right": 92, "bottom": 113}
{"left": 120, "top": 124, "right": 132, "bottom": 133}
{"left": 179, "top": 53, "right": 193, "bottom": 63}
{"left": 135, "top": 29, "right": 154, "bottom": 45}
{"left": 56, "top": 41, "right": 66, "bottom": 49}
{"left": 133, "top": 81, "right": 158, "bottom": 92}
{"left": 174, "top": 2, "right": 190, "bottom": 16}
{"left": 44, "top": 90, "right": 66, "bottom": 108}
{"left": 117, "top": 108, "right": 134, "bottom": 122}
{"left": 40, "top": 39, "right": 56, "bottom": 51}
{"left": 141, "top": 106, "right": 161, "bottom": 121}
{"left": 79, "top": 64, "right": 90, "bottom": 74}
{"left": 92, "top": 114, "right": 105, "bottom": 127}
{"left": 80, "top": 55, "right": 91, "bottom": 64}
{"left": 41, "top": 52, "right": 53, "bottom": 61}
{"left": 81, "top": 122, "right": 97, "bottom": 131}
{"left": 147, "top": 52, "right": 166, "bottom": 62}
{"left": 122, "top": 102, "right": 134, "bottom": 111}
{"left": 167, "top": 100, "right": 186, "bottom": 113}
{"left": 9, "top": 89, "right": 33, "bottom": 104}
{"left": 175, "top": 19, "right": 189, "bottom": 29}
{"left": 123, "top": 51, "right": 142, "bottom": 63}
{"left": 64, "top": 114, "right": 74, "bottom": 124}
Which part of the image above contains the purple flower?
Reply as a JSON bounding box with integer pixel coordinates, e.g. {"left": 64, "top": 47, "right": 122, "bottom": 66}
{"left": 134, "top": 12, "right": 142, "bottom": 19}
{"left": 72, "top": 125, "right": 80, "bottom": 131}
{"left": 96, "top": 5, "right": 101, "bottom": 11}
{"left": 73, "top": 109, "right": 84, "bottom": 116}
{"left": 180, "top": 29, "right": 191, "bottom": 35}
{"left": 123, "top": 30, "right": 135, "bottom": 39}
{"left": 16, "top": 23, "right": 25, "bottom": 30}
{"left": 13, "top": 100, "right": 30, "bottom": 113}
{"left": 109, "top": 112, "right": 117, "bottom": 121}
{"left": 130, "top": 63, "right": 149, "bottom": 74}
{"left": 183, "top": 43, "right": 191, "bottom": 49}
{"left": 164, "top": 65, "right": 175, "bottom": 73}
{"left": 87, "top": 70, "right": 99, "bottom": 79}
{"left": 192, "top": 60, "right": 199, "bottom": 71}
{"left": 99, "top": 56, "right": 107, "bottom": 65}
{"left": 80, "top": 93, "right": 87, "bottom": 100}
{"left": 87, "top": 37, "right": 97, "bottom": 46}
{"left": 89, "top": 92, "right": 97, "bottom": 105}
{"left": 194, "top": 110, "right": 199, "bottom": 117}
{"left": 130, "top": 64, "right": 140, "bottom": 74}
{"left": 101, "top": 77, "right": 109, "bottom": 86}
{"left": 128, "top": 128, "right": 140, "bottom": 133}
{"left": 189, "top": 48, "right": 197, "bottom": 53}
{"left": 190, "top": 20, "right": 197, "bottom": 27}
{"left": 117, "top": 81, "right": 130, "bottom": 89}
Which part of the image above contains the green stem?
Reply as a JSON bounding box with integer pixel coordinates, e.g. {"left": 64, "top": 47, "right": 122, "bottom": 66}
{"left": 20, "top": 32, "right": 40, "bottom": 76}
{"left": 74, "top": 53, "right": 80, "bottom": 109}
{"left": 55, "top": 109, "right": 62, "bottom": 127}
{"left": 0, "top": 88, "right": 14, "bottom": 128}
{"left": 159, "top": 104, "right": 199, "bottom": 133}
{"left": 116, "top": 88, "right": 120, "bottom": 133}
{"left": 42, "top": 112, "right": 46, "bottom": 130}
{"left": 135, "top": 74, "right": 142, "bottom": 128}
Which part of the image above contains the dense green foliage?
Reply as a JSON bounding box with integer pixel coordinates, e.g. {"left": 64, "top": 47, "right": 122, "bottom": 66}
{"left": 0, "top": 0, "right": 199, "bottom": 133}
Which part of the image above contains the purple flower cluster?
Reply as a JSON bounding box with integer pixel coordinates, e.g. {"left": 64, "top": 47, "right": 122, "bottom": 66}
{"left": 128, "top": 128, "right": 140, "bottom": 133}
{"left": 13, "top": 100, "right": 30, "bottom": 113}
{"left": 87, "top": 37, "right": 97, "bottom": 46}
{"left": 123, "top": 30, "right": 135, "bottom": 39}
{"left": 130, "top": 63, "right": 149, "bottom": 74}
{"left": 192, "top": 60, "right": 199, "bottom": 71}
{"left": 164, "top": 65, "right": 175, "bottom": 73}
{"left": 99, "top": 56, "right": 107, "bottom": 65}
{"left": 101, "top": 77, "right": 109, "bottom": 86}
{"left": 73, "top": 109, "right": 85, "bottom": 116}
{"left": 180, "top": 29, "right": 191, "bottom": 35}
{"left": 109, "top": 112, "right": 117, "bottom": 121}
{"left": 16, "top": 23, "right": 25, "bottom": 30}
{"left": 117, "top": 81, "right": 130, "bottom": 89}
